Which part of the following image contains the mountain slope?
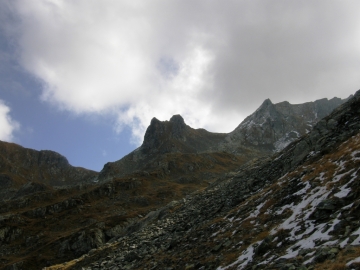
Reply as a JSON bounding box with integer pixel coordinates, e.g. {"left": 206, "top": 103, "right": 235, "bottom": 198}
{"left": 55, "top": 89, "right": 360, "bottom": 270}
{"left": 0, "top": 92, "right": 354, "bottom": 270}
{"left": 0, "top": 141, "right": 98, "bottom": 199}
{"left": 98, "top": 114, "right": 228, "bottom": 181}
{"left": 217, "top": 96, "right": 349, "bottom": 155}
{"left": 99, "top": 97, "right": 348, "bottom": 182}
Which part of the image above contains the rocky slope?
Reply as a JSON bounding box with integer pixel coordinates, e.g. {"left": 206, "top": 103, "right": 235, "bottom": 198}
{"left": 49, "top": 89, "right": 360, "bottom": 270}
{"left": 0, "top": 145, "right": 243, "bottom": 269}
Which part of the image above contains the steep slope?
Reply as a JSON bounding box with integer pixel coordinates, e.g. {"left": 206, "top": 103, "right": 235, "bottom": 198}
{"left": 0, "top": 141, "right": 98, "bottom": 199}
{"left": 55, "top": 89, "right": 360, "bottom": 270}
{"left": 217, "top": 96, "right": 349, "bottom": 155}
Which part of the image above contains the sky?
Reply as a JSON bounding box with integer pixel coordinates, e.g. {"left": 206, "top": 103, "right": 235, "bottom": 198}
{"left": 0, "top": 1, "right": 360, "bottom": 172}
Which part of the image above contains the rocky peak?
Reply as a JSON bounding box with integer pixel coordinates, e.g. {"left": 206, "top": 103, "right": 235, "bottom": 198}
{"left": 170, "top": 114, "right": 186, "bottom": 138}
{"left": 37, "top": 150, "right": 70, "bottom": 167}
{"left": 258, "top": 98, "right": 273, "bottom": 108}
{"left": 217, "top": 95, "right": 349, "bottom": 154}
{"left": 0, "top": 141, "right": 98, "bottom": 194}
{"left": 142, "top": 115, "right": 188, "bottom": 152}
{"left": 169, "top": 114, "right": 185, "bottom": 125}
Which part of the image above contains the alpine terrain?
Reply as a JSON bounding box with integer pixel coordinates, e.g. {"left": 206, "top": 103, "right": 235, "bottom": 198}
{"left": 0, "top": 91, "right": 359, "bottom": 270}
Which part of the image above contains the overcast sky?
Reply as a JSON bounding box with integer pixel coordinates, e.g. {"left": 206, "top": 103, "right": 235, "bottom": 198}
{"left": 0, "top": 0, "right": 359, "bottom": 171}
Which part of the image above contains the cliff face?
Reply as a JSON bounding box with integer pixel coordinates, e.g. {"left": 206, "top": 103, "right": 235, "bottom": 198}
{"left": 142, "top": 114, "right": 226, "bottom": 154}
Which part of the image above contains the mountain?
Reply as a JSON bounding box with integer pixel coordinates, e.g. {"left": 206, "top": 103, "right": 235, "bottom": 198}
{"left": 0, "top": 123, "right": 242, "bottom": 270}
{"left": 99, "top": 96, "right": 349, "bottom": 182}
{"left": 0, "top": 141, "right": 98, "bottom": 199}
{"left": 216, "top": 96, "right": 349, "bottom": 155}
{"left": 98, "top": 114, "right": 228, "bottom": 182}
{"left": 49, "top": 90, "right": 360, "bottom": 270}
{"left": 0, "top": 92, "right": 356, "bottom": 270}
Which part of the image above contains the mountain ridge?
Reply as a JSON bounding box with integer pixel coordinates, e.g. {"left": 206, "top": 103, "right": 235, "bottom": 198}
{"left": 0, "top": 141, "right": 98, "bottom": 200}
{"left": 98, "top": 95, "right": 349, "bottom": 182}
{"left": 52, "top": 89, "right": 360, "bottom": 270}
{"left": 0, "top": 91, "right": 357, "bottom": 270}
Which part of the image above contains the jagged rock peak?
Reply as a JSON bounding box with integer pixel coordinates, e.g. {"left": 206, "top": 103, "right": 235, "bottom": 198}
{"left": 254, "top": 98, "right": 274, "bottom": 115}
{"left": 169, "top": 114, "right": 185, "bottom": 125}
{"left": 150, "top": 117, "right": 161, "bottom": 125}
{"left": 260, "top": 98, "right": 273, "bottom": 107}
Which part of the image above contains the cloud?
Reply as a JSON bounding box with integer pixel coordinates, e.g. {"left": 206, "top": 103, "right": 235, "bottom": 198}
{"left": 5, "top": 0, "right": 360, "bottom": 143}
{"left": 0, "top": 100, "right": 20, "bottom": 141}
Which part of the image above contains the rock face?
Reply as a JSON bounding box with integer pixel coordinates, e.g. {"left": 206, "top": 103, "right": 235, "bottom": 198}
{"left": 56, "top": 90, "right": 360, "bottom": 270}
{"left": 142, "top": 114, "right": 227, "bottom": 154}
{"left": 217, "top": 96, "right": 349, "bottom": 154}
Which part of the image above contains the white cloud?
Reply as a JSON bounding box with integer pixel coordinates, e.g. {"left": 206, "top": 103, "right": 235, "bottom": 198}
{"left": 0, "top": 100, "right": 20, "bottom": 141}
{"left": 6, "top": 0, "right": 360, "bottom": 144}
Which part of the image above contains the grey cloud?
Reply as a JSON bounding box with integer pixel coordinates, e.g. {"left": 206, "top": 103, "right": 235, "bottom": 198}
{"left": 3, "top": 0, "right": 360, "bottom": 139}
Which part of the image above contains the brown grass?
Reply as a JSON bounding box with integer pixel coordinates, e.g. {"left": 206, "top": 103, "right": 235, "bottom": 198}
{"left": 313, "top": 246, "right": 360, "bottom": 270}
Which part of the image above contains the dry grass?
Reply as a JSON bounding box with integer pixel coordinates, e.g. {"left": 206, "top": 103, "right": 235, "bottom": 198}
{"left": 222, "top": 251, "right": 241, "bottom": 266}
{"left": 313, "top": 247, "right": 360, "bottom": 270}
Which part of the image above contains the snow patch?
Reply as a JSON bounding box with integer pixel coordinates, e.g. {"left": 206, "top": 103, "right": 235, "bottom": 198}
{"left": 217, "top": 241, "right": 262, "bottom": 270}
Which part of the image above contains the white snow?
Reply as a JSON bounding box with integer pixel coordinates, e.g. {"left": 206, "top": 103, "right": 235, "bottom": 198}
{"left": 342, "top": 203, "right": 354, "bottom": 210}
{"left": 274, "top": 203, "right": 293, "bottom": 215}
{"left": 350, "top": 227, "right": 360, "bottom": 246}
{"left": 346, "top": 256, "right": 360, "bottom": 266}
{"left": 334, "top": 186, "right": 351, "bottom": 198}
{"left": 247, "top": 200, "right": 267, "bottom": 219}
{"left": 303, "top": 256, "right": 315, "bottom": 265}
{"left": 334, "top": 170, "right": 357, "bottom": 199}
{"left": 318, "top": 172, "right": 326, "bottom": 182}
{"left": 294, "top": 181, "right": 311, "bottom": 196}
{"left": 339, "top": 237, "right": 349, "bottom": 248}
{"left": 351, "top": 150, "right": 360, "bottom": 161}
{"left": 217, "top": 241, "right": 262, "bottom": 270}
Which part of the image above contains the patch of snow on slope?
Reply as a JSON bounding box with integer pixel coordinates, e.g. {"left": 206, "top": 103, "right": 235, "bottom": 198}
{"left": 332, "top": 169, "right": 354, "bottom": 182}
{"left": 334, "top": 169, "right": 358, "bottom": 198}
{"left": 351, "top": 150, "right": 360, "bottom": 161}
{"left": 247, "top": 200, "right": 267, "bottom": 219}
{"left": 346, "top": 256, "right": 360, "bottom": 267}
{"left": 217, "top": 240, "right": 262, "bottom": 270}
{"left": 350, "top": 227, "right": 360, "bottom": 246}
{"left": 274, "top": 131, "right": 300, "bottom": 152}
{"left": 279, "top": 216, "right": 342, "bottom": 259}
{"left": 271, "top": 185, "right": 330, "bottom": 235}
{"left": 334, "top": 185, "right": 351, "bottom": 198}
